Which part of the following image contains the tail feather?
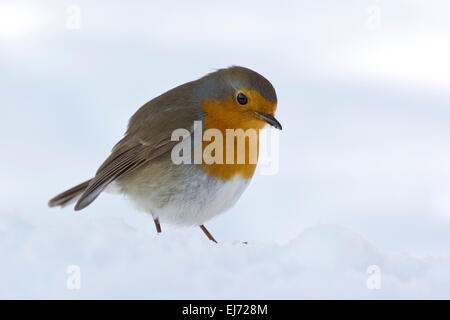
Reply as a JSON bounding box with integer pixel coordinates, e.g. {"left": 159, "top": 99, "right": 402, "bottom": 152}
{"left": 48, "top": 179, "right": 92, "bottom": 208}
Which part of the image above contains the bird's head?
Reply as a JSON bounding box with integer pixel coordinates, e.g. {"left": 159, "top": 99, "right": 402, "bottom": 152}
{"left": 197, "top": 66, "right": 281, "bottom": 131}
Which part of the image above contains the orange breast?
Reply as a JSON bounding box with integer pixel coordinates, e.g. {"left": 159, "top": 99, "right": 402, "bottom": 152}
{"left": 197, "top": 94, "right": 271, "bottom": 181}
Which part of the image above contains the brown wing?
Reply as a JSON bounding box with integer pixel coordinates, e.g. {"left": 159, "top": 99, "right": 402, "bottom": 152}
{"left": 48, "top": 179, "right": 92, "bottom": 208}
{"left": 74, "top": 136, "right": 178, "bottom": 211}
{"left": 71, "top": 80, "right": 201, "bottom": 211}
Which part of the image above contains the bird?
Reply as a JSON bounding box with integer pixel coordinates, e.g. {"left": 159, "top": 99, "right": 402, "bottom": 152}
{"left": 48, "top": 66, "right": 282, "bottom": 243}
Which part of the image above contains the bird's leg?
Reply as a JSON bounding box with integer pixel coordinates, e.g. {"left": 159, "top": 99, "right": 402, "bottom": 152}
{"left": 154, "top": 218, "right": 162, "bottom": 233}
{"left": 200, "top": 225, "right": 217, "bottom": 243}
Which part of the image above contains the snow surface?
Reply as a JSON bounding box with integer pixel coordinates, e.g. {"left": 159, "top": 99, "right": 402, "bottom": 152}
{"left": 1, "top": 210, "right": 449, "bottom": 299}
{"left": 2, "top": 0, "right": 450, "bottom": 300}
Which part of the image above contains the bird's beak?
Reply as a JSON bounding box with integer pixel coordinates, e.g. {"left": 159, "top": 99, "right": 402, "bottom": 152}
{"left": 254, "top": 112, "right": 282, "bottom": 130}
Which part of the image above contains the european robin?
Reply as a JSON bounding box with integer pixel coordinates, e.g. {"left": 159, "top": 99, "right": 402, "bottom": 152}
{"left": 49, "top": 66, "right": 282, "bottom": 242}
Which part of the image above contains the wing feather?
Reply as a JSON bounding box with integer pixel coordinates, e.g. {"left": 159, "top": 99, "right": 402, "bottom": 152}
{"left": 74, "top": 137, "right": 178, "bottom": 210}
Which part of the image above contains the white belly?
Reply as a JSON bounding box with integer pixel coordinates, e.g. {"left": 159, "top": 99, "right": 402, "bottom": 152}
{"left": 113, "top": 164, "right": 252, "bottom": 226}
{"left": 151, "top": 175, "right": 250, "bottom": 226}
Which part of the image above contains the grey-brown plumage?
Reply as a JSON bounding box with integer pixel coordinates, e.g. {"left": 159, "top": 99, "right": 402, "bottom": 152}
{"left": 48, "top": 179, "right": 91, "bottom": 207}
{"left": 48, "top": 66, "right": 281, "bottom": 240}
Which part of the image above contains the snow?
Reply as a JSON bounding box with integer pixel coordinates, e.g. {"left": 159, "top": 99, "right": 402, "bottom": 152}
{"left": 1, "top": 210, "right": 449, "bottom": 299}
{"left": 2, "top": 0, "right": 450, "bottom": 299}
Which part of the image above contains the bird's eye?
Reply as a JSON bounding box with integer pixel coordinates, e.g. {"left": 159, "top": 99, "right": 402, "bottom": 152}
{"left": 237, "top": 92, "right": 248, "bottom": 105}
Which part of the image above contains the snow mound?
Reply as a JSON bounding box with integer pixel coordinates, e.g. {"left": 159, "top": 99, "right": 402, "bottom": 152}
{"left": 1, "top": 211, "right": 449, "bottom": 299}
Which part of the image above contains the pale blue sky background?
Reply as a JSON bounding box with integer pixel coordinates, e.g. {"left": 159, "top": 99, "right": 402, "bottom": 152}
{"left": 1, "top": 0, "right": 450, "bottom": 255}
